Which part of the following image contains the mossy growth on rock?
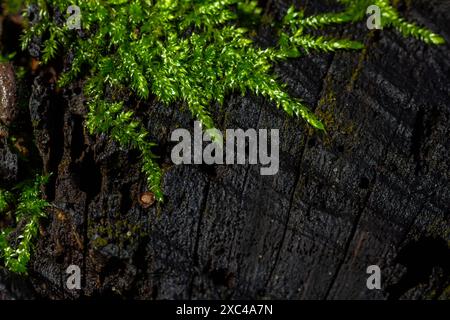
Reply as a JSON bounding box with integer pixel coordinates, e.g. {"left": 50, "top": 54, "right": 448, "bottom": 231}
{"left": 4, "top": 0, "right": 444, "bottom": 202}
{"left": 0, "top": 175, "right": 49, "bottom": 274}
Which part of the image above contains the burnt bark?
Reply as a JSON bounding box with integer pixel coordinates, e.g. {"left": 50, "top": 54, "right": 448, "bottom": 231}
{"left": 0, "top": 0, "right": 449, "bottom": 300}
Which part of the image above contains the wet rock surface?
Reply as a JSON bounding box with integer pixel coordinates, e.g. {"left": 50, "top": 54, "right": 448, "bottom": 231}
{"left": 0, "top": 0, "right": 449, "bottom": 299}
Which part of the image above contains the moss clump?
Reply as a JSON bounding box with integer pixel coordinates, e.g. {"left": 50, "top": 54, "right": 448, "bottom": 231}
{"left": 0, "top": 175, "right": 49, "bottom": 274}
{"left": 5, "top": 0, "right": 444, "bottom": 201}
{"left": 89, "top": 217, "right": 147, "bottom": 250}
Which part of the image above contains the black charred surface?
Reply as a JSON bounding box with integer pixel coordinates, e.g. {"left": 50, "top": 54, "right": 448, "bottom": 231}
{"left": 0, "top": 0, "right": 449, "bottom": 300}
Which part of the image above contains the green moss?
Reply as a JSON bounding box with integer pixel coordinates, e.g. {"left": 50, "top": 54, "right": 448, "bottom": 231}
{"left": 347, "top": 41, "right": 371, "bottom": 92}
{"left": 440, "top": 285, "right": 450, "bottom": 300}
{"left": 313, "top": 81, "right": 357, "bottom": 146}
{"left": 0, "top": 175, "right": 50, "bottom": 274}
{"left": 7, "top": 0, "right": 445, "bottom": 201}
{"left": 91, "top": 236, "right": 108, "bottom": 249}
{"left": 89, "top": 215, "right": 148, "bottom": 250}
{"left": 0, "top": 190, "right": 13, "bottom": 213}
{"left": 425, "top": 215, "right": 450, "bottom": 240}
{"left": 316, "top": 90, "right": 338, "bottom": 130}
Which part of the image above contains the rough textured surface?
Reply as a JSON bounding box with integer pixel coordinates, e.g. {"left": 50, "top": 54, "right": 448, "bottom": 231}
{"left": 0, "top": 61, "right": 18, "bottom": 184}
{"left": 0, "top": 62, "right": 17, "bottom": 127}
{"left": 0, "top": 0, "right": 449, "bottom": 300}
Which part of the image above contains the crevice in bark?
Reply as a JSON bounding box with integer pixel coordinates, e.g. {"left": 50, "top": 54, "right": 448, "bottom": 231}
{"left": 188, "top": 179, "right": 210, "bottom": 299}
{"left": 323, "top": 181, "right": 375, "bottom": 299}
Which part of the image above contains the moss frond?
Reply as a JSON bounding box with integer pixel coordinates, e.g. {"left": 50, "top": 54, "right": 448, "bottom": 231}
{"left": 0, "top": 175, "right": 49, "bottom": 274}
{"left": 86, "top": 98, "right": 164, "bottom": 201}
{"left": 0, "top": 190, "right": 13, "bottom": 214}
{"left": 375, "top": 0, "right": 445, "bottom": 44}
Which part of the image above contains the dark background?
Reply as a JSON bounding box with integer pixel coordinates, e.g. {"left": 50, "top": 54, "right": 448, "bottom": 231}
{"left": 0, "top": 0, "right": 449, "bottom": 299}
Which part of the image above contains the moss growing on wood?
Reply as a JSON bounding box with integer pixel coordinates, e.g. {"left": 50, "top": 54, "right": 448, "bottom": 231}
{"left": 3, "top": 0, "right": 444, "bottom": 202}
{"left": 0, "top": 175, "right": 49, "bottom": 274}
